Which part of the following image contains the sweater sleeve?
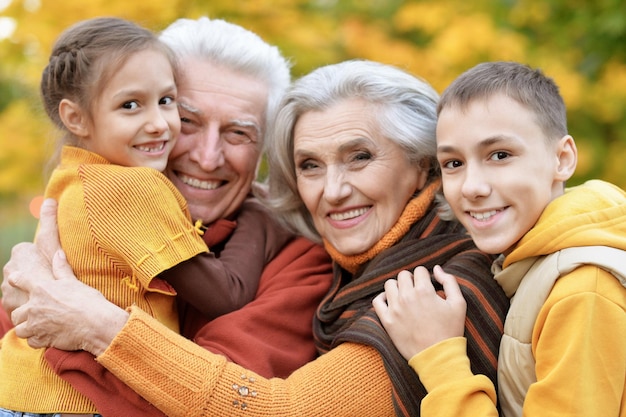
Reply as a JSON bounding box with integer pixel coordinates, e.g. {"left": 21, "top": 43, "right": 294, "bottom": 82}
{"left": 159, "top": 199, "right": 294, "bottom": 321}
{"left": 523, "top": 267, "right": 626, "bottom": 417}
{"left": 79, "top": 165, "right": 208, "bottom": 290}
{"left": 98, "top": 306, "right": 396, "bottom": 417}
{"left": 410, "top": 337, "right": 498, "bottom": 417}
{"left": 45, "top": 237, "right": 334, "bottom": 415}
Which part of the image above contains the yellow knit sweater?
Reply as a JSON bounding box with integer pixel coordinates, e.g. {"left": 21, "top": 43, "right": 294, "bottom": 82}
{"left": 0, "top": 146, "right": 207, "bottom": 413}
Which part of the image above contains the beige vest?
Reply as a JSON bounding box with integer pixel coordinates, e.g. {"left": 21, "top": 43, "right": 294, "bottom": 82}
{"left": 493, "top": 246, "right": 626, "bottom": 417}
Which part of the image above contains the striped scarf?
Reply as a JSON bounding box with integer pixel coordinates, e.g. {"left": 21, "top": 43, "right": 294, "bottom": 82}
{"left": 313, "top": 185, "right": 509, "bottom": 416}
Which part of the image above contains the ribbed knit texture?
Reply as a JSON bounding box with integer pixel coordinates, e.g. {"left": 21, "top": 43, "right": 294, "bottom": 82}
{"left": 314, "top": 183, "right": 509, "bottom": 417}
{"left": 0, "top": 146, "right": 208, "bottom": 413}
{"left": 100, "top": 307, "right": 396, "bottom": 416}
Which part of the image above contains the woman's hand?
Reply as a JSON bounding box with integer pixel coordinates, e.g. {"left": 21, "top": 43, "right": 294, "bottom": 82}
{"left": 3, "top": 198, "right": 128, "bottom": 356}
{"left": 373, "top": 265, "right": 467, "bottom": 360}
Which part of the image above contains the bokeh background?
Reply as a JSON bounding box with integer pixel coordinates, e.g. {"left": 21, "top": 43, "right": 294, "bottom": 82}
{"left": 1, "top": 0, "right": 625, "bottom": 268}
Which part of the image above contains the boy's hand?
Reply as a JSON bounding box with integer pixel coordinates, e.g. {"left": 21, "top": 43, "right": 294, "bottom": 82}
{"left": 373, "top": 265, "right": 467, "bottom": 360}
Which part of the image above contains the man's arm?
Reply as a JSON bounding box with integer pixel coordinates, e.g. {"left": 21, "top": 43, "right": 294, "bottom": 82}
{"left": 46, "top": 236, "right": 332, "bottom": 415}
{"left": 5, "top": 199, "right": 129, "bottom": 354}
{"left": 191, "top": 236, "right": 332, "bottom": 378}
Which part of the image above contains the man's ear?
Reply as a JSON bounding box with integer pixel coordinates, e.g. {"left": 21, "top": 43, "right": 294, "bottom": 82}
{"left": 554, "top": 135, "right": 577, "bottom": 181}
{"left": 58, "top": 99, "right": 89, "bottom": 138}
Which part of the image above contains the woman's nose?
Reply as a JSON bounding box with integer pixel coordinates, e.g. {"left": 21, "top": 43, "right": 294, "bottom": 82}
{"left": 323, "top": 165, "right": 352, "bottom": 204}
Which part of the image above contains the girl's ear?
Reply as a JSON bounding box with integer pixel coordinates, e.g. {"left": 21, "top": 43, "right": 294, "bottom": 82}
{"left": 554, "top": 135, "right": 577, "bottom": 181}
{"left": 59, "top": 99, "right": 89, "bottom": 138}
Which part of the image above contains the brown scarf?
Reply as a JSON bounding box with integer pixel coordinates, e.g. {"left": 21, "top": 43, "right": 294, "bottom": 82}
{"left": 313, "top": 182, "right": 509, "bottom": 416}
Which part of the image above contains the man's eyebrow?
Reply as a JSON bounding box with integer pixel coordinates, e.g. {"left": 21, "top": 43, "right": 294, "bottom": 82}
{"left": 178, "top": 101, "right": 202, "bottom": 116}
{"left": 231, "top": 119, "right": 261, "bottom": 138}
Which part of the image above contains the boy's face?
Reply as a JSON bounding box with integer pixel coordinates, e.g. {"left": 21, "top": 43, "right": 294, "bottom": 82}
{"left": 436, "top": 93, "right": 575, "bottom": 255}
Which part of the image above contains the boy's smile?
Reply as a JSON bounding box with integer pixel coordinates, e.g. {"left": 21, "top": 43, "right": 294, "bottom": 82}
{"left": 436, "top": 93, "right": 575, "bottom": 255}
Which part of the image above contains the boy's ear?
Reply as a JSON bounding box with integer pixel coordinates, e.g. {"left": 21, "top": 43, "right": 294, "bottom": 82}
{"left": 59, "top": 99, "right": 89, "bottom": 138}
{"left": 554, "top": 135, "right": 577, "bottom": 181}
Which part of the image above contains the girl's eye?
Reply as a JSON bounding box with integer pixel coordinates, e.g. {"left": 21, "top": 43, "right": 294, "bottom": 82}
{"left": 490, "top": 151, "right": 510, "bottom": 161}
{"left": 160, "top": 96, "right": 175, "bottom": 105}
{"left": 122, "top": 101, "right": 138, "bottom": 110}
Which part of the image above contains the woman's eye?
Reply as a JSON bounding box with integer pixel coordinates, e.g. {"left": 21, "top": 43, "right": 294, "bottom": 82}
{"left": 122, "top": 101, "right": 138, "bottom": 110}
{"left": 353, "top": 151, "right": 372, "bottom": 161}
{"left": 299, "top": 160, "right": 318, "bottom": 171}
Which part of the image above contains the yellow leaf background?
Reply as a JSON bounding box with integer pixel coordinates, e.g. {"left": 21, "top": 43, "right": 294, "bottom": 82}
{"left": 1, "top": 0, "right": 625, "bottom": 266}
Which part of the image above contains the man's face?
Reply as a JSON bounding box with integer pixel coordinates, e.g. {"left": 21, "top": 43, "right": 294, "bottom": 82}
{"left": 164, "top": 57, "right": 269, "bottom": 223}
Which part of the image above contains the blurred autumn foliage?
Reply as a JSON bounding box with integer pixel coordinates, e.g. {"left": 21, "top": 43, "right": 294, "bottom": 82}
{"left": 1, "top": 0, "right": 625, "bottom": 266}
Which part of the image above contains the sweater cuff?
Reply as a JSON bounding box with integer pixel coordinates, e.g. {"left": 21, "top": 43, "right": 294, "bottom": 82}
{"left": 97, "top": 306, "right": 227, "bottom": 413}
{"left": 408, "top": 337, "right": 473, "bottom": 391}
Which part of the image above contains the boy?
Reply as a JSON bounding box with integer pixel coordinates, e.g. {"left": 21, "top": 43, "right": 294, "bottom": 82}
{"left": 373, "top": 61, "right": 626, "bottom": 417}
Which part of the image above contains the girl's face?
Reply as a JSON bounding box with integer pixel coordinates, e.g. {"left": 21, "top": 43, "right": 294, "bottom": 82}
{"left": 82, "top": 48, "right": 180, "bottom": 171}
{"left": 294, "top": 98, "right": 428, "bottom": 255}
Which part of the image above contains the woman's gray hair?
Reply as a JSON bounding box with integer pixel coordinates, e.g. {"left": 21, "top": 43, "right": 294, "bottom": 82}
{"left": 264, "top": 59, "right": 443, "bottom": 242}
{"left": 159, "top": 17, "right": 291, "bottom": 141}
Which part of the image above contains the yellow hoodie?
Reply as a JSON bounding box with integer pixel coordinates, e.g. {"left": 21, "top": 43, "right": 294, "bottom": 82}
{"left": 410, "top": 180, "right": 626, "bottom": 417}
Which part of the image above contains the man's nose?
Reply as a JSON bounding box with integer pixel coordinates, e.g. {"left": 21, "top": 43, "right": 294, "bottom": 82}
{"left": 188, "top": 126, "right": 226, "bottom": 171}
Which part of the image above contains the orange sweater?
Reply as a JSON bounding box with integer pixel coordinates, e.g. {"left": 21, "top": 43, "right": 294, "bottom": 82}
{"left": 0, "top": 146, "right": 207, "bottom": 413}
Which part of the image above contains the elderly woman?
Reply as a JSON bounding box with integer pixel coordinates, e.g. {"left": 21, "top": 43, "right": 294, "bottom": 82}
{"left": 3, "top": 60, "right": 508, "bottom": 416}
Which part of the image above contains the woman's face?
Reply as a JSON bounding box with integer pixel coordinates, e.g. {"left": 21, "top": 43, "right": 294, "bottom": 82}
{"left": 294, "top": 98, "right": 428, "bottom": 255}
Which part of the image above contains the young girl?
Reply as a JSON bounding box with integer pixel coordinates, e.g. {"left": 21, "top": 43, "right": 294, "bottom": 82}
{"left": 0, "top": 17, "right": 289, "bottom": 415}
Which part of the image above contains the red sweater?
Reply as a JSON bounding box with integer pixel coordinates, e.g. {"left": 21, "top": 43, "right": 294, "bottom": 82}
{"left": 45, "top": 235, "right": 332, "bottom": 416}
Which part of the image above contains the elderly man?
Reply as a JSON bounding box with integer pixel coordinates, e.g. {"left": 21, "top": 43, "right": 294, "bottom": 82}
{"left": 2, "top": 17, "right": 332, "bottom": 416}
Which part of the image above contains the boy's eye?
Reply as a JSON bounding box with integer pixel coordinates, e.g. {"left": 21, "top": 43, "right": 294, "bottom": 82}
{"left": 443, "top": 160, "right": 462, "bottom": 169}
{"left": 490, "top": 151, "right": 510, "bottom": 161}
{"left": 122, "top": 101, "right": 138, "bottom": 110}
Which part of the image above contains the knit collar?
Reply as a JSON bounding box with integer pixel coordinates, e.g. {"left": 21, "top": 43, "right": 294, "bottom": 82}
{"left": 323, "top": 179, "right": 441, "bottom": 274}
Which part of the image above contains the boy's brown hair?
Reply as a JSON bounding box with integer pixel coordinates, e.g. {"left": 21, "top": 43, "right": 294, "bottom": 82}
{"left": 437, "top": 61, "right": 568, "bottom": 141}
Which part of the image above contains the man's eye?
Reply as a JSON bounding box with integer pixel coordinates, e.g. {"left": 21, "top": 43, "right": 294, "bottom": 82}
{"left": 223, "top": 131, "right": 253, "bottom": 145}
